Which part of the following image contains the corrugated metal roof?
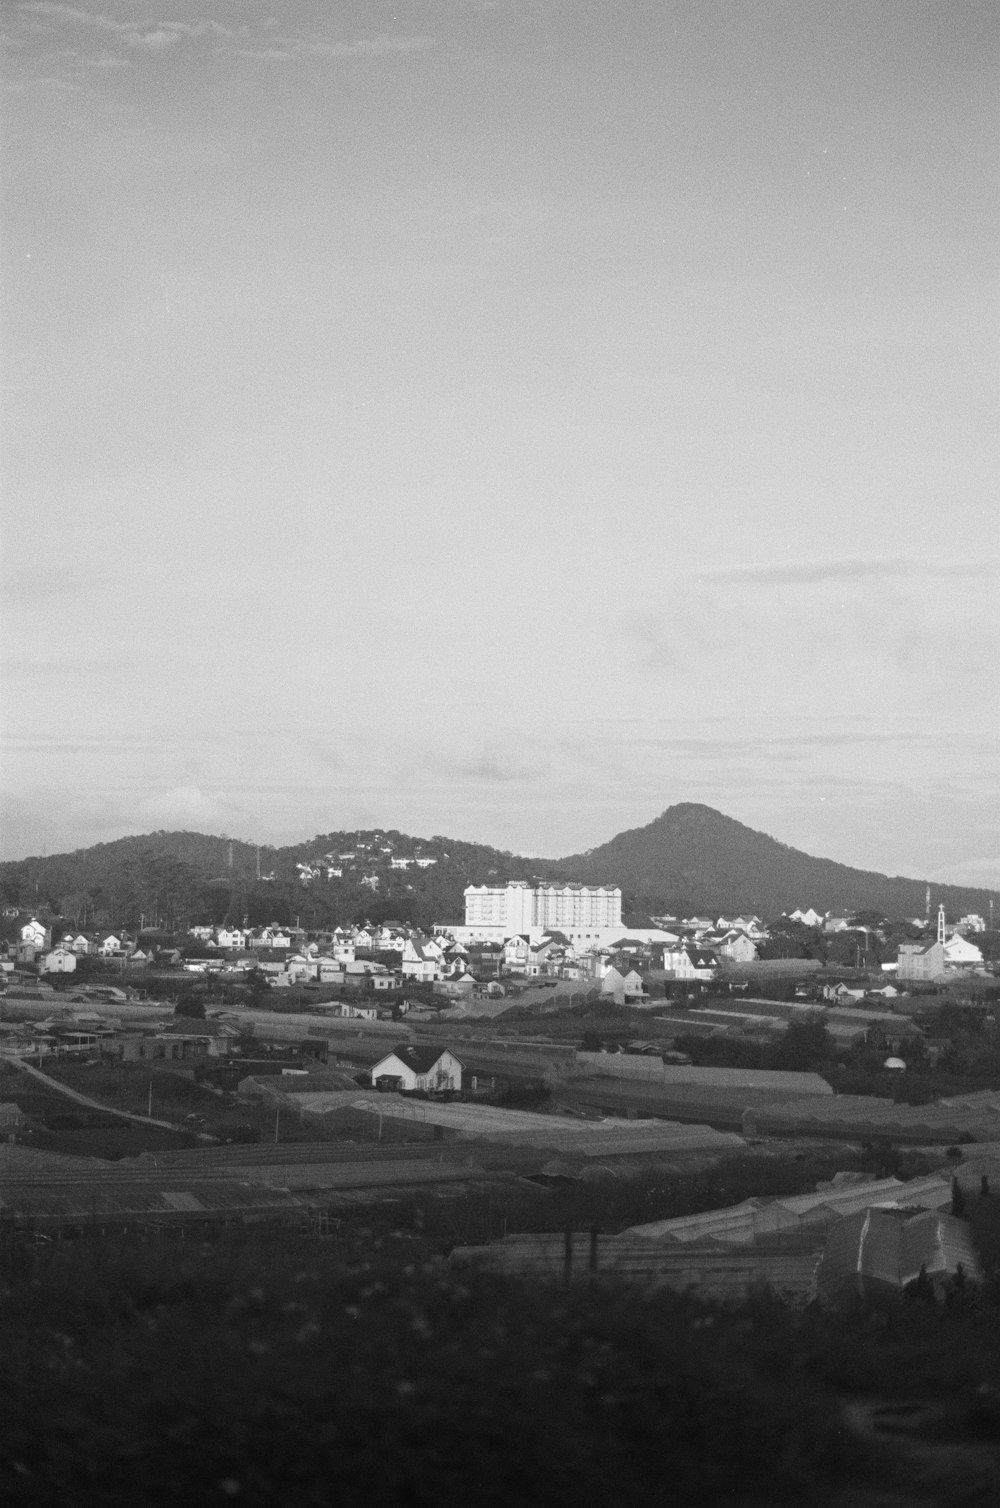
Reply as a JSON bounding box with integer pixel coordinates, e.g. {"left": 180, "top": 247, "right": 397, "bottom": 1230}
{"left": 815, "top": 1209, "right": 981, "bottom": 1302}
{"left": 624, "top": 1174, "right": 953, "bottom": 1247}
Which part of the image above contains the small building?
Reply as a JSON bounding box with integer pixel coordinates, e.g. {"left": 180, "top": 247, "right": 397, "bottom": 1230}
{"left": 716, "top": 930, "right": 758, "bottom": 964}
{"left": 369, "top": 1045, "right": 464, "bottom": 1093}
{"left": 40, "top": 947, "right": 77, "bottom": 974}
{"left": 943, "top": 934, "right": 984, "bottom": 969}
{"left": 20, "top": 918, "right": 49, "bottom": 949}
{"left": 401, "top": 938, "right": 443, "bottom": 983}
{"left": 897, "top": 940, "right": 946, "bottom": 982}
{"left": 664, "top": 946, "right": 719, "bottom": 982}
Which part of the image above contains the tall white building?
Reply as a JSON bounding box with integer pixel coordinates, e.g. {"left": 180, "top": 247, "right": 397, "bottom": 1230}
{"left": 463, "top": 881, "right": 622, "bottom": 935}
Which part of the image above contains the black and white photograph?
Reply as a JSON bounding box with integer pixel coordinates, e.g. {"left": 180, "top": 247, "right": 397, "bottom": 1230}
{"left": 2, "top": 3, "right": 999, "bottom": 1504}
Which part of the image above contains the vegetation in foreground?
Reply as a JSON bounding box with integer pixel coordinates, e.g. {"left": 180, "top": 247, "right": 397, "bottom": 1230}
{"left": 2, "top": 1230, "right": 1000, "bottom": 1507}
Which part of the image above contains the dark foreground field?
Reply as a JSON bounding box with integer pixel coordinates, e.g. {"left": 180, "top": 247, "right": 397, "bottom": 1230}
{"left": 3, "top": 1229, "right": 1000, "bottom": 1507}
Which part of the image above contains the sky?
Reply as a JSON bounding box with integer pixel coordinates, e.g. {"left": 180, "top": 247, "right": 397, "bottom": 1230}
{"left": 2, "top": 1, "right": 999, "bottom": 886}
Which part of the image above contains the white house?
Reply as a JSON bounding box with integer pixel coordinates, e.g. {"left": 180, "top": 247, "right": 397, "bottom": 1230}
{"left": 715, "top": 930, "right": 759, "bottom": 964}
{"left": 724, "top": 915, "right": 768, "bottom": 940}
{"left": 664, "top": 946, "right": 719, "bottom": 981}
{"left": 622, "top": 968, "right": 647, "bottom": 1003}
{"left": 370, "top": 1045, "right": 463, "bottom": 1092}
{"left": 897, "top": 940, "right": 946, "bottom": 982}
{"left": 503, "top": 935, "right": 531, "bottom": 971}
{"left": 286, "top": 954, "right": 318, "bottom": 983}
{"left": 401, "top": 939, "right": 442, "bottom": 982}
{"left": 943, "top": 934, "right": 984, "bottom": 969}
{"left": 20, "top": 918, "right": 48, "bottom": 949}
{"left": 788, "top": 908, "right": 823, "bottom": 929}
{"left": 216, "top": 926, "right": 247, "bottom": 951}
{"left": 600, "top": 965, "right": 627, "bottom": 1002}
{"left": 40, "top": 947, "right": 77, "bottom": 974}
{"left": 317, "top": 958, "right": 346, "bottom": 984}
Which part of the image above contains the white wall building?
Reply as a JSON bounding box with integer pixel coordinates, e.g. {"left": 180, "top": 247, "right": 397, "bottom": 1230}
{"left": 464, "top": 881, "right": 621, "bottom": 936}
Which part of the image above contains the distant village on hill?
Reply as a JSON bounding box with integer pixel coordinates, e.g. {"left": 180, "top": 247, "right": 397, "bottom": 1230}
{"left": 2, "top": 806, "right": 1000, "bottom": 1330}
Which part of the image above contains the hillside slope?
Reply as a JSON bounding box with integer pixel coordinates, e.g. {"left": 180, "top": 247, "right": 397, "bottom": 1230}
{"left": 1, "top": 807, "right": 995, "bottom": 927}
{"left": 559, "top": 803, "right": 996, "bottom": 918}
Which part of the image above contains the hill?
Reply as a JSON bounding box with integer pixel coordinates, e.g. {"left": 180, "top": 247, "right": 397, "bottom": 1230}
{"left": 0, "top": 806, "right": 995, "bottom": 930}
{"left": 559, "top": 803, "right": 997, "bottom": 919}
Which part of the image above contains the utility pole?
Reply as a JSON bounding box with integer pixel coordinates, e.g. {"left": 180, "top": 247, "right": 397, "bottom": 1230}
{"left": 274, "top": 1106, "right": 280, "bottom": 1144}
{"left": 147, "top": 1081, "right": 153, "bottom": 1117}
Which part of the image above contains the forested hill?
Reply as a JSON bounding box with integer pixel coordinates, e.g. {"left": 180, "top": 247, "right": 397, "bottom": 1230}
{"left": 1, "top": 808, "right": 996, "bottom": 931}
{"left": 560, "top": 803, "right": 997, "bottom": 920}
{"left": 0, "top": 828, "right": 562, "bottom": 932}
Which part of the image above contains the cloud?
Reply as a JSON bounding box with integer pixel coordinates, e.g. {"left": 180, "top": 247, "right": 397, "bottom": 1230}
{"left": 627, "top": 589, "right": 1000, "bottom": 680}
{"left": 19, "top": 3, "right": 121, "bottom": 30}
{"left": 239, "top": 32, "right": 437, "bottom": 63}
{"left": 697, "top": 557, "right": 1000, "bottom": 587}
{"left": 125, "top": 28, "right": 179, "bottom": 50}
{"left": 135, "top": 785, "right": 242, "bottom": 828}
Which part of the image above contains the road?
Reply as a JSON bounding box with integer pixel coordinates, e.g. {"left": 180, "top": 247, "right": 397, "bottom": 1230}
{"left": 1, "top": 1053, "right": 183, "bottom": 1132}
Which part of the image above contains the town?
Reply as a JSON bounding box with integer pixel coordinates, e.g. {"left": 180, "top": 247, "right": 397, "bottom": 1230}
{"left": 3, "top": 843, "right": 1000, "bottom": 1502}
{"left": 3, "top": 872, "right": 999, "bottom": 1240}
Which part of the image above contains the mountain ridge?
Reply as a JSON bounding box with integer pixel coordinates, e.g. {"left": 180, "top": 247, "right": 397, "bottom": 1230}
{"left": 0, "top": 805, "right": 995, "bottom": 929}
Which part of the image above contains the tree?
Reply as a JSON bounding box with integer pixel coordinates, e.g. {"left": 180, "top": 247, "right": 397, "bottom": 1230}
{"left": 175, "top": 991, "right": 206, "bottom": 1020}
{"left": 773, "top": 1020, "right": 835, "bottom": 1072}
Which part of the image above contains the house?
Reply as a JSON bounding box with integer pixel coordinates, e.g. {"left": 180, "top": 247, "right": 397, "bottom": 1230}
{"left": 40, "top": 947, "right": 77, "bottom": 974}
{"left": 897, "top": 941, "right": 946, "bottom": 982}
{"left": 725, "top": 915, "right": 767, "bottom": 940}
{"left": 286, "top": 954, "right": 318, "bottom": 984}
{"left": 20, "top": 918, "right": 49, "bottom": 949}
{"left": 715, "top": 930, "right": 758, "bottom": 964}
{"left": 97, "top": 934, "right": 126, "bottom": 957}
{"left": 622, "top": 968, "right": 648, "bottom": 1003}
{"left": 216, "top": 926, "right": 247, "bottom": 951}
{"left": 943, "top": 934, "right": 984, "bottom": 969}
{"left": 503, "top": 935, "right": 531, "bottom": 971}
{"left": 788, "top": 908, "right": 823, "bottom": 929}
{"left": 370, "top": 972, "right": 401, "bottom": 992}
{"left": 370, "top": 1045, "right": 464, "bottom": 1093}
{"left": 344, "top": 959, "right": 388, "bottom": 981}
{"left": 599, "top": 965, "right": 627, "bottom": 1003}
{"left": 251, "top": 926, "right": 292, "bottom": 950}
{"left": 401, "top": 938, "right": 443, "bottom": 982}
{"left": 664, "top": 946, "right": 719, "bottom": 981}
{"left": 336, "top": 1002, "right": 378, "bottom": 1021}
{"left": 822, "top": 983, "right": 866, "bottom": 1003}
{"left": 316, "top": 958, "right": 346, "bottom": 984}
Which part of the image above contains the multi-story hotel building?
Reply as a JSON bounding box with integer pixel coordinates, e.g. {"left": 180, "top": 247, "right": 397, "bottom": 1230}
{"left": 463, "top": 881, "right": 622, "bottom": 939}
